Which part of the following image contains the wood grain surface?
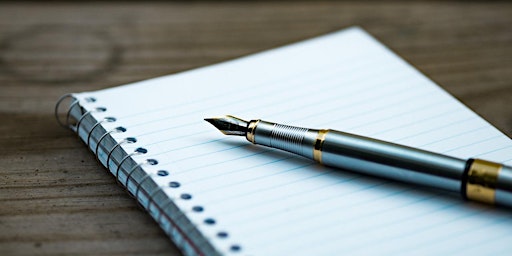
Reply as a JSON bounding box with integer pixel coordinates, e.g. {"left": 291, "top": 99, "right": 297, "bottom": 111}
{"left": 1, "top": 1, "right": 511, "bottom": 255}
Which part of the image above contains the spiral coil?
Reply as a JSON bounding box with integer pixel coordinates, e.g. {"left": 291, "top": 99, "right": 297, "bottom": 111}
{"left": 87, "top": 117, "right": 117, "bottom": 149}
{"left": 56, "top": 94, "right": 242, "bottom": 255}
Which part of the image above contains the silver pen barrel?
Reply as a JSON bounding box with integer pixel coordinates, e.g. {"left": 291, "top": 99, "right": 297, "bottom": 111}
{"left": 246, "top": 119, "right": 512, "bottom": 208}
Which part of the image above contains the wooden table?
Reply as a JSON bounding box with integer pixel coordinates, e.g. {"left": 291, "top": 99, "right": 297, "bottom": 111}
{"left": 1, "top": 2, "right": 511, "bottom": 255}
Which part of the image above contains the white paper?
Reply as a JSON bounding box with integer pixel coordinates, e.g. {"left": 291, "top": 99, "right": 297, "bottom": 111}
{"left": 75, "top": 27, "right": 512, "bottom": 255}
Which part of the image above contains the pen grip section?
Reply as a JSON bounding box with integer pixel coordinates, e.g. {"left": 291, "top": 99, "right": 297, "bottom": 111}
{"left": 252, "top": 120, "right": 318, "bottom": 159}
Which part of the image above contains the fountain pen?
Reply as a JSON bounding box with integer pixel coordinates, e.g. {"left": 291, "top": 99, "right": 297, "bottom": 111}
{"left": 205, "top": 115, "right": 512, "bottom": 208}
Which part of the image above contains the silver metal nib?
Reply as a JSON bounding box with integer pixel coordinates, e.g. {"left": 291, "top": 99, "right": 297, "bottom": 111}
{"left": 204, "top": 115, "right": 249, "bottom": 136}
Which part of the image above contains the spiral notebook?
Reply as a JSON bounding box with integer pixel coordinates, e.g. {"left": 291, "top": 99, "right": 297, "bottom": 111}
{"left": 56, "top": 27, "right": 512, "bottom": 255}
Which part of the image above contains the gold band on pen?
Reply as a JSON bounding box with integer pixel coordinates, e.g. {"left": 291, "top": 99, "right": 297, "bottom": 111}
{"left": 465, "top": 159, "right": 502, "bottom": 204}
{"left": 313, "top": 130, "right": 329, "bottom": 164}
{"left": 246, "top": 120, "right": 260, "bottom": 143}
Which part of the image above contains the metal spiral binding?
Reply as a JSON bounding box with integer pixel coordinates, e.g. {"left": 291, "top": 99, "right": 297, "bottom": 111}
{"left": 146, "top": 185, "right": 164, "bottom": 212}
{"left": 106, "top": 137, "right": 137, "bottom": 170}
{"left": 94, "top": 127, "right": 127, "bottom": 165}
{"left": 134, "top": 172, "right": 152, "bottom": 202}
{"left": 66, "top": 101, "right": 80, "bottom": 128}
{"left": 86, "top": 117, "right": 117, "bottom": 149}
{"left": 124, "top": 159, "right": 158, "bottom": 195}
{"left": 99, "top": 136, "right": 210, "bottom": 254}
{"left": 75, "top": 107, "right": 107, "bottom": 135}
{"left": 56, "top": 93, "right": 241, "bottom": 255}
{"left": 114, "top": 147, "right": 148, "bottom": 184}
{"left": 129, "top": 170, "right": 153, "bottom": 210}
{"left": 55, "top": 93, "right": 76, "bottom": 128}
{"left": 55, "top": 94, "right": 102, "bottom": 130}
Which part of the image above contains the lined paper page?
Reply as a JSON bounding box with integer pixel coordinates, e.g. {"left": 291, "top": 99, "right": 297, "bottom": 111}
{"left": 76, "top": 27, "right": 512, "bottom": 255}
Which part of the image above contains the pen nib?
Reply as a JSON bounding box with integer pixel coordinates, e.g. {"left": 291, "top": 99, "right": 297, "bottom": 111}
{"left": 204, "top": 115, "right": 248, "bottom": 136}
